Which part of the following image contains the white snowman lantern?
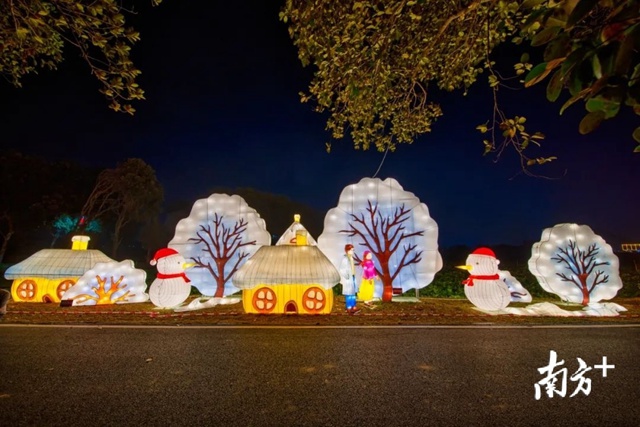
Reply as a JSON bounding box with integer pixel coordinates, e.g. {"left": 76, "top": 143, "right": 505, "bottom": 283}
{"left": 149, "top": 248, "right": 194, "bottom": 308}
{"left": 457, "top": 247, "right": 511, "bottom": 311}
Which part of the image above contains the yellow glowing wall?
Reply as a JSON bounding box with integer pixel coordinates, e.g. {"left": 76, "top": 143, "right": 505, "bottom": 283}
{"left": 11, "top": 277, "right": 77, "bottom": 303}
{"left": 243, "top": 284, "right": 333, "bottom": 314}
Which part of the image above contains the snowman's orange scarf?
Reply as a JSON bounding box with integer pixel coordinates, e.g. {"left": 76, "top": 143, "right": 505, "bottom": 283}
{"left": 157, "top": 272, "right": 191, "bottom": 282}
{"left": 463, "top": 274, "right": 499, "bottom": 287}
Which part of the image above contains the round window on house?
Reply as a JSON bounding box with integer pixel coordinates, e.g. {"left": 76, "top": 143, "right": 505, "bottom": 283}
{"left": 302, "top": 287, "right": 326, "bottom": 313}
{"left": 252, "top": 287, "right": 276, "bottom": 313}
{"left": 16, "top": 280, "right": 37, "bottom": 301}
{"left": 57, "top": 279, "right": 75, "bottom": 300}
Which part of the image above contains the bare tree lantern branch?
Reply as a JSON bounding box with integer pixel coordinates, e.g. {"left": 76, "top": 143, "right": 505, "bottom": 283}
{"left": 529, "top": 224, "right": 623, "bottom": 306}
{"left": 318, "top": 178, "right": 442, "bottom": 302}
{"left": 168, "top": 194, "right": 271, "bottom": 298}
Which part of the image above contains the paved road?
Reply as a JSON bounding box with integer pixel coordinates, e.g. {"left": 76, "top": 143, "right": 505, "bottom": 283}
{"left": 1, "top": 325, "right": 639, "bottom": 426}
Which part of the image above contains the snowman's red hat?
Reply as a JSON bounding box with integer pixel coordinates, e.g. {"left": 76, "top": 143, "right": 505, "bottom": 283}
{"left": 471, "top": 247, "right": 496, "bottom": 258}
{"left": 150, "top": 247, "right": 180, "bottom": 266}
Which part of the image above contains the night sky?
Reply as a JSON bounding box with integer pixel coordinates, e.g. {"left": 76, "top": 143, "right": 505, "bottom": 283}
{"left": 1, "top": 1, "right": 638, "bottom": 249}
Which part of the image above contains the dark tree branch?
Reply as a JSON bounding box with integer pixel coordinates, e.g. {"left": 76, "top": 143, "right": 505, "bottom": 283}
{"left": 556, "top": 272, "right": 583, "bottom": 290}
{"left": 389, "top": 230, "right": 424, "bottom": 254}
{"left": 552, "top": 240, "right": 582, "bottom": 276}
{"left": 341, "top": 202, "right": 382, "bottom": 253}
{"left": 391, "top": 244, "right": 423, "bottom": 282}
{"left": 589, "top": 270, "right": 609, "bottom": 293}
{"left": 552, "top": 239, "right": 613, "bottom": 300}
{"left": 187, "top": 213, "right": 257, "bottom": 296}
{"left": 338, "top": 200, "right": 426, "bottom": 299}
{"left": 340, "top": 221, "right": 378, "bottom": 255}
{"left": 224, "top": 251, "right": 252, "bottom": 283}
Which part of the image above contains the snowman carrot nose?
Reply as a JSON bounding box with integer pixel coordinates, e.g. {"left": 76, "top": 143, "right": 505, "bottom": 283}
{"left": 183, "top": 262, "right": 196, "bottom": 269}
{"left": 456, "top": 265, "right": 472, "bottom": 271}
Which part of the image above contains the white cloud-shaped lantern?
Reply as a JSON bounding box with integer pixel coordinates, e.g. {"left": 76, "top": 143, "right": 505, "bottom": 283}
{"left": 62, "top": 260, "right": 148, "bottom": 306}
{"left": 528, "top": 223, "right": 623, "bottom": 305}
{"left": 318, "top": 177, "right": 442, "bottom": 301}
{"left": 168, "top": 194, "right": 271, "bottom": 297}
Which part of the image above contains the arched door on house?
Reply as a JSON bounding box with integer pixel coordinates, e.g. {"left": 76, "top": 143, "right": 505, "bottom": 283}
{"left": 284, "top": 301, "right": 298, "bottom": 314}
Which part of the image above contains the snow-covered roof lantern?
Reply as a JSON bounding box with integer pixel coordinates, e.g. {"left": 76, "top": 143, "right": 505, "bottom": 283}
{"left": 276, "top": 214, "right": 317, "bottom": 246}
{"left": 4, "top": 235, "right": 115, "bottom": 304}
{"left": 4, "top": 247, "right": 114, "bottom": 279}
{"left": 232, "top": 245, "right": 339, "bottom": 289}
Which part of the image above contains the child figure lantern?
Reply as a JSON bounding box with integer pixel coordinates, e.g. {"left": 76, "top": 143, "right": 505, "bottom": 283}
{"left": 339, "top": 244, "right": 359, "bottom": 314}
{"left": 358, "top": 250, "right": 377, "bottom": 303}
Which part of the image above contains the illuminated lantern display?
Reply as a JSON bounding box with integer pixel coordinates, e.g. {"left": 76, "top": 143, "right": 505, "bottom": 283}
{"left": 61, "top": 260, "right": 149, "bottom": 306}
{"left": 317, "top": 177, "right": 442, "bottom": 302}
{"left": 4, "top": 235, "right": 114, "bottom": 303}
{"left": 276, "top": 214, "right": 317, "bottom": 246}
{"left": 499, "top": 270, "right": 532, "bottom": 303}
{"left": 529, "top": 223, "right": 622, "bottom": 305}
{"left": 233, "top": 215, "right": 339, "bottom": 314}
{"left": 457, "top": 247, "right": 511, "bottom": 311}
{"left": 168, "top": 193, "right": 271, "bottom": 297}
{"left": 148, "top": 248, "right": 194, "bottom": 308}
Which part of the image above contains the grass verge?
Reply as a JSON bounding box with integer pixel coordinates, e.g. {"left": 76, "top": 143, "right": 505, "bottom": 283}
{"left": 2, "top": 296, "right": 639, "bottom": 326}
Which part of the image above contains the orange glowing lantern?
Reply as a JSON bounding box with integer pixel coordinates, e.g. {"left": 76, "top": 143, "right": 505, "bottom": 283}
{"left": 233, "top": 215, "right": 339, "bottom": 315}
{"left": 4, "top": 236, "right": 114, "bottom": 303}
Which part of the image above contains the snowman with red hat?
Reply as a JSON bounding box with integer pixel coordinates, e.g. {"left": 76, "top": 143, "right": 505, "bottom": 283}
{"left": 149, "top": 247, "right": 194, "bottom": 308}
{"left": 456, "top": 247, "right": 511, "bottom": 311}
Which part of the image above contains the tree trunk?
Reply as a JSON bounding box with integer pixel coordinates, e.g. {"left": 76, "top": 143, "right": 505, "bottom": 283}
{"left": 214, "top": 260, "right": 226, "bottom": 298}
{"left": 214, "top": 284, "right": 225, "bottom": 298}
{"left": 111, "top": 214, "right": 129, "bottom": 259}
{"left": 0, "top": 231, "right": 12, "bottom": 264}
{"left": 0, "top": 215, "right": 14, "bottom": 264}
{"left": 581, "top": 287, "right": 590, "bottom": 305}
{"left": 111, "top": 227, "right": 122, "bottom": 259}
{"left": 381, "top": 274, "right": 394, "bottom": 302}
{"left": 380, "top": 262, "right": 393, "bottom": 302}
{"left": 578, "top": 273, "right": 590, "bottom": 305}
{"left": 374, "top": 250, "right": 393, "bottom": 302}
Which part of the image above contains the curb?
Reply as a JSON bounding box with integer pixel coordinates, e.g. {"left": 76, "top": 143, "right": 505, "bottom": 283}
{"left": 7, "top": 310, "right": 640, "bottom": 319}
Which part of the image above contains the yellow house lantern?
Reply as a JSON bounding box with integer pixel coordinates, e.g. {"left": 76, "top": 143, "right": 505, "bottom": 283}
{"left": 233, "top": 215, "right": 339, "bottom": 314}
{"left": 4, "top": 235, "right": 114, "bottom": 303}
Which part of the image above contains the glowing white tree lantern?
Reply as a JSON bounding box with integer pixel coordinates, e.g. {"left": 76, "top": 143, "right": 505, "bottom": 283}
{"left": 61, "top": 260, "right": 148, "bottom": 306}
{"left": 528, "top": 223, "right": 622, "bottom": 305}
{"left": 168, "top": 194, "right": 271, "bottom": 297}
{"left": 318, "top": 177, "right": 442, "bottom": 302}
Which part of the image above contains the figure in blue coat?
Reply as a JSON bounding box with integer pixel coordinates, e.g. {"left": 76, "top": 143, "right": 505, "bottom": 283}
{"left": 339, "top": 244, "right": 360, "bottom": 314}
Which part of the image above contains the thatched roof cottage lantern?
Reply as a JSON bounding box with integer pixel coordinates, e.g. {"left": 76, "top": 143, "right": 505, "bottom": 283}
{"left": 4, "top": 235, "right": 114, "bottom": 303}
{"left": 233, "top": 215, "right": 339, "bottom": 314}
